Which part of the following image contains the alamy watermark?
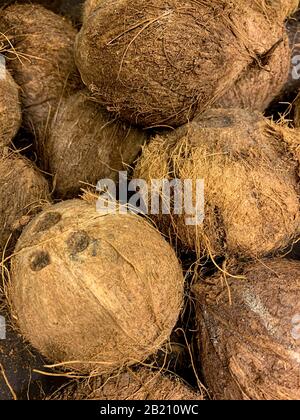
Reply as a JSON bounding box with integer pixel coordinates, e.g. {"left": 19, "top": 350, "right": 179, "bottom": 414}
{"left": 0, "top": 316, "right": 6, "bottom": 340}
{"left": 96, "top": 171, "right": 205, "bottom": 226}
{"left": 291, "top": 314, "right": 300, "bottom": 340}
{"left": 0, "top": 54, "right": 6, "bottom": 80}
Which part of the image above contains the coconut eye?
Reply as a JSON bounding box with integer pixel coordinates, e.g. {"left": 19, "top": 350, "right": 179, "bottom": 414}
{"left": 30, "top": 251, "right": 51, "bottom": 272}
{"left": 67, "top": 231, "right": 90, "bottom": 255}
{"left": 35, "top": 212, "right": 62, "bottom": 233}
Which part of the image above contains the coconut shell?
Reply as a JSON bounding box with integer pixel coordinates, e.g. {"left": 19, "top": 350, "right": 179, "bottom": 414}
{"left": 0, "top": 68, "right": 21, "bottom": 148}
{"left": 52, "top": 368, "right": 202, "bottom": 400}
{"left": 0, "top": 152, "right": 49, "bottom": 255}
{"left": 75, "top": 0, "right": 286, "bottom": 128}
{"left": 9, "top": 199, "right": 184, "bottom": 375}
{"left": 193, "top": 258, "right": 300, "bottom": 400}
{"left": 134, "top": 108, "right": 300, "bottom": 259}
{"left": 0, "top": 4, "right": 82, "bottom": 161}
{"left": 47, "top": 90, "right": 147, "bottom": 199}
{"left": 216, "top": 34, "right": 291, "bottom": 112}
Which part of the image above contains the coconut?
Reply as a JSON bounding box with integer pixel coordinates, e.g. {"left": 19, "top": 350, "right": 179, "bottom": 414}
{"left": 134, "top": 108, "right": 300, "bottom": 259}
{"left": 294, "top": 93, "right": 300, "bottom": 127}
{"left": 216, "top": 34, "right": 291, "bottom": 112}
{"left": 52, "top": 368, "right": 202, "bottom": 400}
{"left": 47, "top": 90, "right": 147, "bottom": 199}
{"left": 8, "top": 199, "right": 184, "bottom": 375}
{"left": 193, "top": 258, "right": 300, "bottom": 400}
{"left": 75, "top": 0, "right": 287, "bottom": 128}
{"left": 0, "top": 4, "right": 82, "bottom": 160}
{"left": 0, "top": 67, "right": 21, "bottom": 149}
{"left": 0, "top": 151, "right": 49, "bottom": 256}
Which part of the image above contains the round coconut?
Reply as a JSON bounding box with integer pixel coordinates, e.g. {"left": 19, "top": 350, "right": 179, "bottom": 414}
{"left": 193, "top": 258, "right": 300, "bottom": 400}
{"left": 0, "top": 152, "right": 49, "bottom": 256}
{"left": 216, "top": 34, "right": 291, "bottom": 112}
{"left": 134, "top": 108, "right": 300, "bottom": 259}
{"left": 47, "top": 90, "right": 147, "bottom": 199}
{"left": 8, "top": 199, "right": 184, "bottom": 375}
{"left": 52, "top": 368, "right": 202, "bottom": 400}
{"left": 0, "top": 67, "right": 21, "bottom": 149}
{"left": 75, "top": 0, "right": 286, "bottom": 128}
{"left": 0, "top": 4, "right": 82, "bottom": 161}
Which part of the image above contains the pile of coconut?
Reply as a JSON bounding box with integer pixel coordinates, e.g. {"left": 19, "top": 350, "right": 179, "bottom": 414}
{"left": 1, "top": 0, "right": 300, "bottom": 402}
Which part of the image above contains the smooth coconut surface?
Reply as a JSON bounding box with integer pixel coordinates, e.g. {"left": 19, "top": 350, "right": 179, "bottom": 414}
{"left": 193, "top": 258, "right": 300, "bottom": 400}
{"left": 9, "top": 199, "right": 184, "bottom": 375}
{"left": 75, "top": 0, "right": 287, "bottom": 127}
{"left": 0, "top": 68, "right": 21, "bottom": 148}
{"left": 52, "top": 368, "right": 202, "bottom": 400}
{"left": 0, "top": 152, "right": 49, "bottom": 255}
{"left": 134, "top": 108, "right": 300, "bottom": 259}
{"left": 0, "top": 4, "right": 82, "bottom": 159}
{"left": 47, "top": 90, "right": 147, "bottom": 198}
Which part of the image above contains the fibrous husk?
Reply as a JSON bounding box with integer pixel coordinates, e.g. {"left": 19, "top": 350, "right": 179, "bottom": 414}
{"left": 216, "top": 33, "right": 291, "bottom": 112}
{"left": 294, "top": 93, "right": 300, "bottom": 127}
{"left": 193, "top": 258, "right": 300, "bottom": 400}
{"left": 82, "top": 0, "right": 102, "bottom": 22}
{"left": 0, "top": 67, "right": 21, "bottom": 148}
{"left": 52, "top": 368, "right": 202, "bottom": 400}
{"left": 0, "top": 151, "right": 50, "bottom": 256}
{"left": 47, "top": 90, "right": 147, "bottom": 199}
{"left": 9, "top": 199, "right": 184, "bottom": 375}
{"left": 134, "top": 108, "right": 300, "bottom": 259}
{"left": 75, "top": 0, "right": 287, "bottom": 128}
{"left": 0, "top": 4, "right": 82, "bottom": 161}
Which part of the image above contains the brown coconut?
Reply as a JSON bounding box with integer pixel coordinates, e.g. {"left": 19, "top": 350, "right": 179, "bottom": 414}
{"left": 193, "top": 258, "right": 300, "bottom": 400}
{"left": 0, "top": 4, "right": 82, "bottom": 161}
{"left": 216, "top": 34, "right": 291, "bottom": 112}
{"left": 134, "top": 108, "right": 300, "bottom": 259}
{"left": 75, "top": 0, "right": 288, "bottom": 128}
{"left": 47, "top": 90, "right": 147, "bottom": 199}
{"left": 52, "top": 368, "right": 202, "bottom": 400}
{"left": 0, "top": 67, "right": 21, "bottom": 148}
{"left": 8, "top": 199, "right": 184, "bottom": 375}
{"left": 0, "top": 151, "right": 49, "bottom": 255}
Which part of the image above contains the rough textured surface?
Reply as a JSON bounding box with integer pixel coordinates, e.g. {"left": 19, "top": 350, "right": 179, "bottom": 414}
{"left": 193, "top": 258, "right": 300, "bottom": 400}
{"left": 0, "top": 67, "right": 21, "bottom": 148}
{"left": 0, "top": 4, "right": 82, "bottom": 162}
{"left": 216, "top": 34, "right": 291, "bottom": 112}
{"left": 134, "top": 108, "right": 300, "bottom": 259}
{"left": 0, "top": 152, "right": 50, "bottom": 256}
{"left": 82, "top": 0, "right": 102, "bottom": 22}
{"left": 47, "top": 90, "right": 147, "bottom": 199}
{"left": 76, "top": 0, "right": 287, "bottom": 128}
{"left": 9, "top": 199, "right": 184, "bottom": 375}
{"left": 52, "top": 368, "right": 202, "bottom": 400}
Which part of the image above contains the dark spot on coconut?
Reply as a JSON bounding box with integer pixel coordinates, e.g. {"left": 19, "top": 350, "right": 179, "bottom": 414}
{"left": 30, "top": 251, "right": 50, "bottom": 272}
{"left": 35, "top": 212, "right": 62, "bottom": 233}
{"left": 206, "top": 115, "right": 233, "bottom": 128}
{"left": 90, "top": 239, "right": 100, "bottom": 257}
{"left": 67, "top": 231, "right": 90, "bottom": 255}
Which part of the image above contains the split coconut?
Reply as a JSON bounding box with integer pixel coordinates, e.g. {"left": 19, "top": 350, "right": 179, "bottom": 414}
{"left": 134, "top": 108, "right": 300, "bottom": 259}
{"left": 0, "top": 67, "right": 21, "bottom": 149}
{"left": 75, "top": 0, "right": 288, "bottom": 127}
{"left": 0, "top": 151, "right": 49, "bottom": 256}
{"left": 193, "top": 258, "right": 300, "bottom": 400}
{"left": 47, "top": 90, "right": 147, "bottom": 199}
{"left": 8, "top": 199, "right": 184, "bottom": 375}
{"left": 0, "top": 4, "right": 82, "bottom": 160}
{"left": 52, "top": 368, "right": 201, "bottom": 400}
